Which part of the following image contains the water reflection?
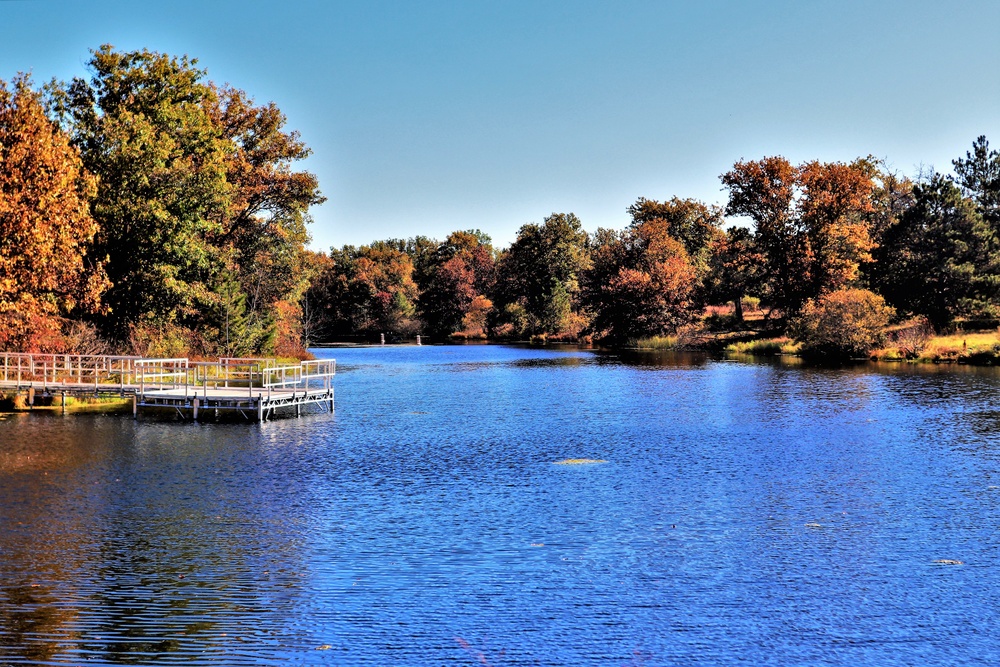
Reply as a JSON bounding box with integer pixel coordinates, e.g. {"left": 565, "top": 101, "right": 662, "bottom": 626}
{"left": 0, "top": 422, "right": 314, "bottom": 665}
{"left": 2, "top": 346, "right": 1000, "bottom": 665}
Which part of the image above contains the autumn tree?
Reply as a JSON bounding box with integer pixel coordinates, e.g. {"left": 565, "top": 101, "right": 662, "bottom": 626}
{"left": 721, "top": 156, "right": 879, "bottom": 317}
{"left": 493, "top": 213, "right": 590, "bottom": 337}
{"left": 705, "top": 226, "right": 764, "bottom": 322}
{"left": 0, "top": 75, "right": 108, "bottom": 351}
{"left": 418, "top": 230, "right": 495, "bottom": 338}
{"left": 721, "top": 157, "right": 805, "bottom": 314}
{"left": 584, "top": 218, "right": 698, "bottom": 343}
{"left": 307, "top": 242, "right": 419, "bottom": 340}
{"left": 300, "top": 250, "right": 333, "bottom": 348}
{"left": 798, "top": 159, "right": 878, "bottom": 293}
{"left": 792, "top": 288, "right": 894, "bottom": 359}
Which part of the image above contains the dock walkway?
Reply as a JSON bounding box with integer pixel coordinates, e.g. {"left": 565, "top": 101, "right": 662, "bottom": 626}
{"left": 0, "top": 353, "right": 335, "bottom": 421}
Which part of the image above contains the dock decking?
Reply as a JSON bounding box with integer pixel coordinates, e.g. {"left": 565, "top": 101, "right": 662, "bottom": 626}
{"left": 0, "top": 353, "right": 335, "bottom": 421}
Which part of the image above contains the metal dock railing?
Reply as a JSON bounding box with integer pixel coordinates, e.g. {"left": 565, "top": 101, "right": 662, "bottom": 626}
{"left": 0, "top": 352, "right": 335, "bottom": 422}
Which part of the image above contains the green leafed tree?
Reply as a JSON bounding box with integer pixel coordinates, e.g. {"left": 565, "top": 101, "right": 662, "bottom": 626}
{"left": 875, "top": 174, "right": 1000, "bottom": 328}
{"left": 208, "top": 84, "right": 324, "bottom": 356}
{"left": 52, "top": 45, "right": 322, "bottom": 356}
{"left": 952, "top": 135, "right": 1000, "bottom": 229}
{"left": 626, "top": 197, "right": 723, "bottom": 279}
{"left": 493, "top": 213, "right": 590, "bottom": 337}
{"left": 56, "top": 46, "right": 230, "bottom": 344}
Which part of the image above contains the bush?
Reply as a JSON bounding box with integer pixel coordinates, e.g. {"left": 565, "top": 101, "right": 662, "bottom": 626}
{"left": 888, "top": 317, "right": 933, "bottom": 359}
{"left": 792, "top": 289, "right": 894, "bottom": 359}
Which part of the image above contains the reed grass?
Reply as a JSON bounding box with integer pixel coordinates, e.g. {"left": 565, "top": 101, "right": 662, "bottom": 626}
{"left": 632, "top": 335, "right": 679, "bottom": 349}
{"left": 724, "top": 337, "right": 801, "bottom": 356}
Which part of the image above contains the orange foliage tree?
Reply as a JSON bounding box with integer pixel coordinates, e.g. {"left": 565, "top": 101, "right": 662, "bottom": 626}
{"left": 0, "top": 75, "right": 108, "bottom": 352}
{"left": 419, "top": 230, "right": 496, "bottom": 338}
{"left": 307, "top": 242, "right": 420, "bottom": 340}
{"left": 721, "top": 156, "right": 878, "bottom": 316}
{"left": 585, "top": 218, "right": 698, "bottom": 342}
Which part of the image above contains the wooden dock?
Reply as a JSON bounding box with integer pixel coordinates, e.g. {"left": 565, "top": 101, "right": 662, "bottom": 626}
{"left": 0, "top": 353, "right": 335, "bottom": 422}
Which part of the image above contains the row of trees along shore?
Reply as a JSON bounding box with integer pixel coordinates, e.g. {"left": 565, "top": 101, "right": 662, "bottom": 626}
{"left": 2, "top": 46, "right": 1000, "bottom": 357}
{"left": 306, "top": 139, "right": 1000, "bottom": 356}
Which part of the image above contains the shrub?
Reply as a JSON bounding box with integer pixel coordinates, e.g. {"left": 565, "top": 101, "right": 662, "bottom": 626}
{"left": 888, "top": 317, "right": 933, "bottom": 359}
{"left": 792, "top": 289, "right": 894, "bottom": 359}
{"left": 741, "top": 296, "right": 761, "bottom": 313}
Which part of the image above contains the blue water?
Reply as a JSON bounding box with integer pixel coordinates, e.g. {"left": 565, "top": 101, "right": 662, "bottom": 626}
{"left": 2, "top": 345, "right": 1000, "bottom": 665}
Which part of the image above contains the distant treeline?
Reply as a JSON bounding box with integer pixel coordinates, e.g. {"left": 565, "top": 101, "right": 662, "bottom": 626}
{"left": 3, "top": 47, "right": 999, "bottom": 355}
{"left": 305, "top": 142, "right": 1000, "bottom": 345}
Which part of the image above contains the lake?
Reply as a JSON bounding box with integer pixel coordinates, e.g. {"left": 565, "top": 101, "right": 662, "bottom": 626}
{"left": 2, "top": 345, "right": 1000, "bottom": 666}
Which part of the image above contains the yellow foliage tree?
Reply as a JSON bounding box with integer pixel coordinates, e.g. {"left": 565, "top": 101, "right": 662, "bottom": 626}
{"left": 0, "top": 75, "right": 108, "bottom": 351}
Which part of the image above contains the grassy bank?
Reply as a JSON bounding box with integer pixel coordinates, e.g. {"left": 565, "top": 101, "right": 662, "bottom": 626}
{"left": 0, "top": 392, "right": 132, "bottom": 414}
{"left": 724, "top": 337, "right": 802, "bottom": 356}
{"left": 633, "top": 312, "right": 1000, "bottom": 366}
{"left": 872, "top": 331, "right": 1000, "bottom": 364}
{"left": 632, "top": 335, "right": 679, "bottom": 349}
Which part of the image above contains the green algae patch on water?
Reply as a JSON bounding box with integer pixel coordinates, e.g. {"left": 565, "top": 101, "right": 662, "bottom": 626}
{"left": 554, "top": 458, "right": 608, "bottom": 465}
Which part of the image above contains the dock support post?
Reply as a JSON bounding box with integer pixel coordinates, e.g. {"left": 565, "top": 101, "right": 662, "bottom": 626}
{"left": 193, "top": 397, "right": 200, "bottom": 421}
{"left": 257, "top": 397, "right": 264, "bottom": 422}
{"left": 61, "top": 391, "right": 66, "bottom": 414}
{"left": 28, "top": 387, "right": 34, "bottom": 409}
{"left": 132, "top": 394, "right": 137, "bottom": 419}
{"left": 296, "top": 403, "right": 301, "bottom": 418}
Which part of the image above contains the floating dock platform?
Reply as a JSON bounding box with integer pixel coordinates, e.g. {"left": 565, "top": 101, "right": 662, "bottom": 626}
{"left": 0, "top": 353, "right": 334, "bottom": 422}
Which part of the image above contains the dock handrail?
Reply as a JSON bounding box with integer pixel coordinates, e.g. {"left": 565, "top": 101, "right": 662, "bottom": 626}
{"left": 2, "top": 352, "right": 142, "bottom": 389}
{"left": 1, "top": 352, "right": 335, "bottom": 399}
{"left": 0, "top": 351, "right": 336, "bottom": 420}
{"left": 263, "top": 360, "right": 335, "bottom": 390}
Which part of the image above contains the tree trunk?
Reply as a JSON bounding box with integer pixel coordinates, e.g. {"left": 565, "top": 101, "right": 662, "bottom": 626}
{"left": 733, "top": 295, "right": 744, "bottom": 323}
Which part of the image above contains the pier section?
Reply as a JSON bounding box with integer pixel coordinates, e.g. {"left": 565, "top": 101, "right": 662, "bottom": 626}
{"left": 0, "top": 353, "right": 335, "bottom": 421}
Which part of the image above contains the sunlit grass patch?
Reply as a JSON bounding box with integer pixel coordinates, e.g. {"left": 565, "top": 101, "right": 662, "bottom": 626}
{"left": 724, "top": 337, "right": 801, "bottom": 356}
{"left": 0, "top": 393, "right": 131, "bottom": 413}
{"left": 554, "top": 458, "right": 608, "bottom": 465}
{"left": 869, "top": 347, "right": 907, "bottom": 361}
{"left": 919, "top": 332, "right": 1000, "bottom": 364}
{"left": 632, "top": 336, "right": 678, "bottom": 350}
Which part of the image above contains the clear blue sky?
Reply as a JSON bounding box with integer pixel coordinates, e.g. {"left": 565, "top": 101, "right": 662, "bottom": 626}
{"left": 2, "top": 0, "right": 999, "bottom": 251}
